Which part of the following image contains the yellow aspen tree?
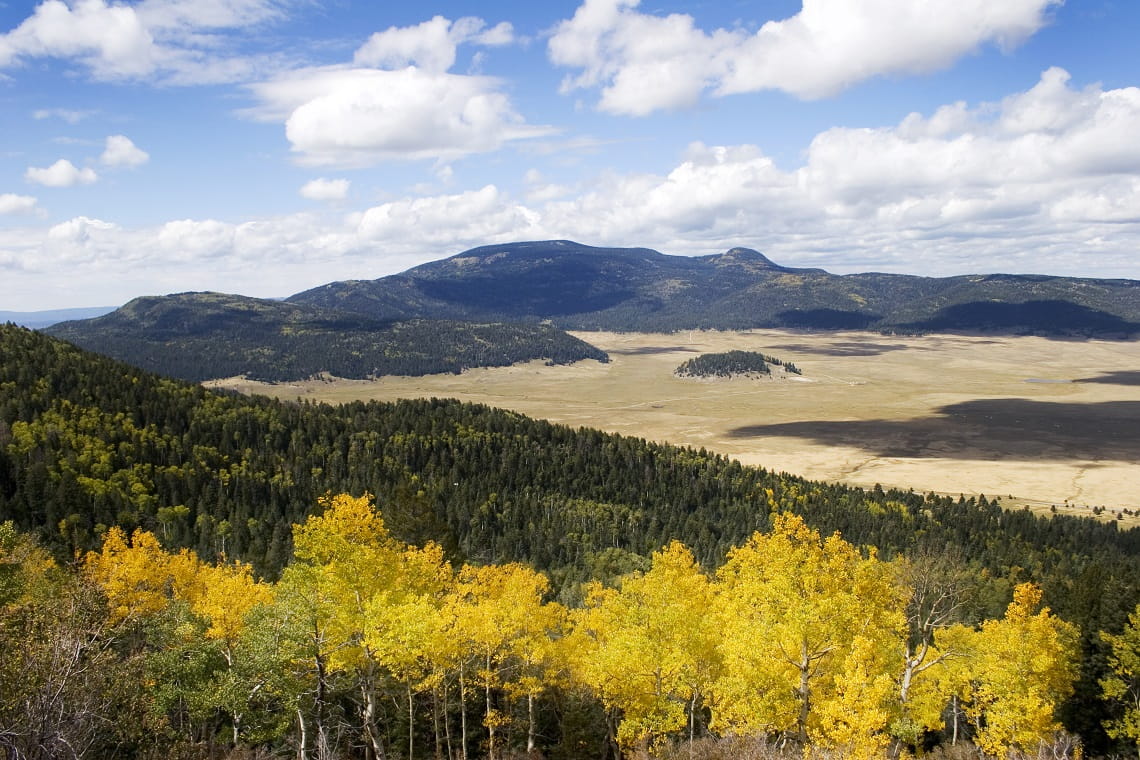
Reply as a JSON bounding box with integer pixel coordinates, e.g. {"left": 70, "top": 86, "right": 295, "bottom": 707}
{"left": 84, "top": 526, "right": 201, "bottom": 623}
{"left": 711, "top": 513, "right": 907, "bottom": 757}
{"left": 815, "top": 634, "right": 899, "bottom": 760}
{"left": 188, "top": 560, "right": 273, "bottom": 665}
{"left": 182, "top": 560, "right": 273, "bottom": 746}
{"left": 890, "top": 552, "right": 976, "bottom": 751}
{"left": 502, "top": 586, "right": 568, "bottom": 755}
{"left": 282, "top": 493, "right": 405, "bottom": 760}
{"left": 363, "top": 540, "right": 456, "bottom": 760}
{"left": 569, "top": 541, "right": 720, "bottom": 754}
{"left": 931, "top": 623, "right": 983, "bottom": 747}
{"left": 85, "top": 525, "right": 274, "bottom": 748}
{"left": 272, "top": 561, "right": 343, "bottom": 760}
{"left": 1101, "top": 606, "right": 1140, "bottom": 759}
{"left": 447, "top": 561, "right": 560, "bottom": 760}
{"left": 965, "top": 583, "right": 1078, "bottom": 757}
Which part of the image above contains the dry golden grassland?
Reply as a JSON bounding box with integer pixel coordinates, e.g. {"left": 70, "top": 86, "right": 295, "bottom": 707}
{"left": 208, "top": 330, "right": 1140, "bottom": 521}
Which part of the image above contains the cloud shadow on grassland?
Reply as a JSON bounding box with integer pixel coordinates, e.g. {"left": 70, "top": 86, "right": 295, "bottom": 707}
{"left": 1075, "top": 371, "right": 1140, "bottom": 386}
{"left": 609, "top": 346, "right": 700, "bottom": 355}
{"left": 727, "top": 399, "right": 1140, "bottom": 461}
{"left": 769, "top": 341, "right": 913, "bottom": 357}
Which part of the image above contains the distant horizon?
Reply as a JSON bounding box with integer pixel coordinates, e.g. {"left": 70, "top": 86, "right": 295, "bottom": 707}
{"left": 9, "top": 233, "right": 1140, "bottom": 317}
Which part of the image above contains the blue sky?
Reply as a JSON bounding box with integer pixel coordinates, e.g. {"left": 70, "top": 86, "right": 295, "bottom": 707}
{"left": 2, "top": 0, "right": 1140, "bottom": 311}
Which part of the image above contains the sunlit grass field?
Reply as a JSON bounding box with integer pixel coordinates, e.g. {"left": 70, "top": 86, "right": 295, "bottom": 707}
{"left": 209, "top": 329, "right": 1140, "bottom": 521}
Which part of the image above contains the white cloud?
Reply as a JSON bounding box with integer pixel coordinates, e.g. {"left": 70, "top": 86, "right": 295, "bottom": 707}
{"left": 719, "top": 0, "right": 1061, "bottom": 100}
{"left": 353, "top": 15, "right": 514, "bottom": 73}
{"left": 155, "top": 218, "right": 236, "bottom": 260}
{"left": 0, "top": 193, "right": 40, "bottom": 215}
{"left": 244, "top": 15, "right": 539, "bottom": 167}
{"left": 33, "top": 107, "right": 94, "bottom": 123}
{"left": 353, "top": 16, "right": 456, "bottom": 73}
{"left": 249, "top": 65, "right": 553, "bottom": 167}
{"left": 25, "top": 159, "right": 98, "bottom": 187}
{"left": 0, "top": 0, "right": 289, "bottom": 84}
{"left": 135, "top": 0, "right": 286, "bottom": 32}
{"left": 6, "top": 69, "right": 1140, "bottom": 311}
{"left": 549, "top": 0, "right": 1062, "bottom": 114}
{"left": 300, "top": 178, "right": 350, "bottom": 201}
{"left": 354, "top": 185, "right": 540, "bottom": 244}
{"left": 0, "top": 0, "right": 159, "bottom": 79}
{"left": 48, "top": 215, "right": 119, "bottom": 242}
{"left": 100, "top": 134, "right": 150, "bottom": 167}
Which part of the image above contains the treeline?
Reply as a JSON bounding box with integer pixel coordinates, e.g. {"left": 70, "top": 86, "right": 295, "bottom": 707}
{"left": 45, "top": 293, "right": 608, "bottom": 382}
{"left": 2, "top": 323, "right": 1140, "bottom": 751}
{"left": 4, "top": 497, "right": 1122, "bottom": 760}
{"left": 675, "top": 350, "right": 801, "bottom": 378}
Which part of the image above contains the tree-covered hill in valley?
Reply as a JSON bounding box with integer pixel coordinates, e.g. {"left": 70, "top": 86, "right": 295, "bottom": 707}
{"left": 3, "top": 322, "right": 1140, "bottom": 756}
{"left": 43, "top": 291, "right": 608, "bottom": 382}
{"left": 289, "top": 239, "right": 1140, "bottom": 336}
{"left": 676, "top": 350, "right": 802, "bottom": 378}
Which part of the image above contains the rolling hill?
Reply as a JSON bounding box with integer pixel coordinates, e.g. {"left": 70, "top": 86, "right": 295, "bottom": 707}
{"left": 289, "top": 240, "right": 1140, "bottom": 335}
{"left": 44, "top": 291, "right": 608, "bottom": 382}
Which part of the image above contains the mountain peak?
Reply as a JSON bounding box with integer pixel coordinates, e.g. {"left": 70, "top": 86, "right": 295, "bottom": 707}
{"left": 721, "top": 247, "right": 775, "bottom": 264}
{"left": 708, "top": 247, "right": 826, "bottom": 274}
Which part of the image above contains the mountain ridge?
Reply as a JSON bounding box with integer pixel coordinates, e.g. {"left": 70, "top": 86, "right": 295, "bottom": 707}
{"left": 41, "top": 239, "right": 1140, "bottom": 383}
{"left": 288, "top": 239, "right": 1140, "bottom": 335}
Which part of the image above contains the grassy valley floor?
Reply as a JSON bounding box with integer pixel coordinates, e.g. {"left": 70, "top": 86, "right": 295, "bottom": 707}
{"left": 207, "top": 329, "right": 1140, "bottom": 521}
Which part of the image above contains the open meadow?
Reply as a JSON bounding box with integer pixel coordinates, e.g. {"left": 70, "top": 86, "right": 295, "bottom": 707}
{"left": 209, "top": 330, "right": 1140, "bottom": 519}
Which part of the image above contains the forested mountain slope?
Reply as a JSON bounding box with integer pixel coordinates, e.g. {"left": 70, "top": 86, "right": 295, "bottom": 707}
{"left": 289, "top": 239, "right": 1140, "bottom": 335}
{"left": 5, "top": 322, "right": 1137, "bottom": 583}
{"left": 2, "top": 323, "right": 1139, "bottom": 750}
{"left": 44, "top": 291, "right": 608, "bottom": 382}
{"left": 41, "top": 242, "right": 1140, "bottom": 386}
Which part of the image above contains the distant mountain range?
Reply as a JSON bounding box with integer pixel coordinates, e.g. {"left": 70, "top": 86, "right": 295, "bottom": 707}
{"left": 43, "top": 239, "right": 1140, "bottom": 382}
{"left": 1, "top": 306, "right": 116, "bottom": 329}
{"left": 289, "top": 240, "right": 1140, "bottom": 334}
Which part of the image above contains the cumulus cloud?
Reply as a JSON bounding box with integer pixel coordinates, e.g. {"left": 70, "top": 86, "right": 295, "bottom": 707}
{"left": 273, "top": 68, "right": 549, "bottom": 165}
{"left": 100, "top": 134, "right": 150, "bottom": 167}
{"left": 0, "top": 0, "right": 288, "bottom": 84}
{"left": 0, "top": 194, "right": 40, "bottom": 215}
{"left": 353, "top": 15, "right": 513, "bottom": 73}
{"left": 0, "top": 0, "right": 157, "bottom": 78}
{"left": 6, "top": 69, "right": 1140, "bottom": 311}
{"left": 549, "top": 0, "right": 1061, "bottom": 114}
{"left": 48, "top": 215, "right": 119, "bottom": 242}
{"left": 25, "top": 159, "right": 98, "bottom": 187}
{"left": 333, "top": 67, "right": 1140, "bottom": 272}
{"left": 247, "top": 16, "right": 549, "bottom": 166}
{"left": 300, "top": 178, "right": 350, "bottom": 201}
{"left": 354, "top": 185, "right": 540, "bottom": 243}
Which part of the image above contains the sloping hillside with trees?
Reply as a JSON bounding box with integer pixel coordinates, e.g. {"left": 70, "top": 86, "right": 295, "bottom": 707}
{"left": 2, "top": 323, "right": 1140, "bottom": 757}
{"left": 289, "top": 240, "right": 1140, "bottom": 336}
{"left": 3, "top": 497, "right": 1102, "bottom": 760}
{"left": 45, "top": 292, "right": 608, "bottom": 382}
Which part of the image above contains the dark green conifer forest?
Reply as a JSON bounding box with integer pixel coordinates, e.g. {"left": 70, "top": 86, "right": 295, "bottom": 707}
{"left": 675, "top": 350, "right": 801, "bottom": 378}
{"left": 2, "top": 323, "right": 1140, "bottom": 759}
